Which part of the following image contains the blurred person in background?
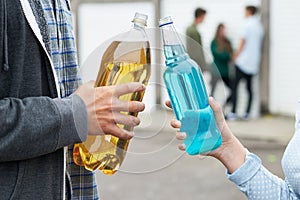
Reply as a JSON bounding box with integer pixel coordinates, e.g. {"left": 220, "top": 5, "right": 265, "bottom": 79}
{"left": 210, "top": 23, "right": 233, "bottom": 108}
{"left": 166, "top": 97, "right": 300, "bottom": 199}
{"left": 185, "top": 7, "right": 207, "bottom": 71}
{"left": 227, "top": 5, "right": 264, "bottom": 120}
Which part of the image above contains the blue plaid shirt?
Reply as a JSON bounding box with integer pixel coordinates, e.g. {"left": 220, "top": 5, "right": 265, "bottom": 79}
{"left": 29, "top": 0, "right": 99, "bottom": 199}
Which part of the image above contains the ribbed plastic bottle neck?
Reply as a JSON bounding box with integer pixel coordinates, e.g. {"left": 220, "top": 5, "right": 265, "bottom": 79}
{"left": 121, "top": 12, "right": 148, "bottom": 42}
{"left": 159, "top": 17, "right": 188, "bottom": 67}
{"left": 132, "top": 23, "right": 146, "bottom": 31}
{"left": 132, "top": 12, "right": 147, "bottom": 29}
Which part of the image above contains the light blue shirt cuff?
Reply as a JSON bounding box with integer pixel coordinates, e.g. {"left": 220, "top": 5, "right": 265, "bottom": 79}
{"left": 227, "top": 149, "right": 262, "bottom": 186}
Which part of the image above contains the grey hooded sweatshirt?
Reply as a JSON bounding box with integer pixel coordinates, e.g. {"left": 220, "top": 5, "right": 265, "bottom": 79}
{"left": 0, "top": 0, "right": 88, "bottom": 199}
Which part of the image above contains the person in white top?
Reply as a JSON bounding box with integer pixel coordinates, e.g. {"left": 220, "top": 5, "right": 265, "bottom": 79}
{"left": 227, "top": 5, "right": 264, "bottom": 120}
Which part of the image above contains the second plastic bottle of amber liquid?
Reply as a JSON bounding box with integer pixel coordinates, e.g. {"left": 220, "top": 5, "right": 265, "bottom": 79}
{"left": 73, "top": 12, "right": 151, "bottom": 175}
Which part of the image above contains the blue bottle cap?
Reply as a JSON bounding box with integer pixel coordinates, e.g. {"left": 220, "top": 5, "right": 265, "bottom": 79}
{"left": 159, "top": 16, "right": 173, "bottom": 27}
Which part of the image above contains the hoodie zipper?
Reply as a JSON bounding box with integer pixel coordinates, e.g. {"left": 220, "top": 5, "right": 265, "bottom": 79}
{"left": 2, "top": 0, "right": 9, "bottom": 71}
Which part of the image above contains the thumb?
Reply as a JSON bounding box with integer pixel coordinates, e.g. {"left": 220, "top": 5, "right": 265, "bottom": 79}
{"left": 209, "top": 97, "right": 225, "bottom": 123}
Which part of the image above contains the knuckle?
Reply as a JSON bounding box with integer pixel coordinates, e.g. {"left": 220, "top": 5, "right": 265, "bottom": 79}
{"left": 100, "top": 86, "right": 113, "bottom": 97}
{"left": 98, "top": 102, "right": 113, "bottom": 112}
{"left": 130, "top": 101, "right": 144, "bottom": 112}
{"left": 122, "top": 84, "right": 131, "bottom": 93}
{"left": 121, "top": 101, "right": 130, "bottom": 112}
{"left": 106, "top": 103, "right": 114, "bottom": 111}
{"left": 102, "top": 123, "right": 115, "bottom": 134}
{"left": 116, "top": 131, "right": 127, "bottom": 139}
{"left": 107, "top": 115, "right": 116, "bottom": 123}
{"left": 99, "top": 121, "right": 109, "bottom": 131}
{"left": 129, "top": 101, "right": 138, "bottom": 111}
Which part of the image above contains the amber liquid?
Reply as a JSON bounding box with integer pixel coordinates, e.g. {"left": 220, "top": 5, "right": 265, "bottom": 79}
{"left": 73, "top": 41, "right": 151, "bottom": 174}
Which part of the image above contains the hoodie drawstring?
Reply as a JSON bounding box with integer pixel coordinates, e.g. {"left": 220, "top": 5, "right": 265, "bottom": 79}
{"left": 2, "top": 0, "right": 9, "bottom": 72}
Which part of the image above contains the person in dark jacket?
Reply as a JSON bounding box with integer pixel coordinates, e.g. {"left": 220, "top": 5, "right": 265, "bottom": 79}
{"left": 0, "top": 0, "right": 145, "bottom": 199}
{"left": 185, "top": 7, "right": 207, "bottom": 71}
{"left": 210, "top": 23, "right": 233, "bottom": 106}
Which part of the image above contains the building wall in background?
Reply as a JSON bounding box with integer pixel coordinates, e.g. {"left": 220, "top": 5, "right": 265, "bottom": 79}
{"left": 76, "top": 0, "right": 300, "bottom": 116}
{"left": 77, "top": 0, "right": 256, "bottom": 114}
{"left": 270, "top": 0, "right": 300, "bottom": 115}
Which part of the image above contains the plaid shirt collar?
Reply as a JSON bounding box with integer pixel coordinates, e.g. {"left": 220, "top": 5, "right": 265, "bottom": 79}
{"left": 29, "top": 0, "right": 99, "bottom": 199}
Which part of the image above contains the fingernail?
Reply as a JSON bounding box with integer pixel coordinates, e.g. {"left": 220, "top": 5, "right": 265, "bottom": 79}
{"left": 174, "top": 120, "right": 181, "bottom": 127}
{"left": 178, "top": 143, "right": 185, "bottom": 150}
{"left": 139, "top": 84, "right": 146, "bottom": 90}
{"left": 134, "top": 117, "right": 141, "bottom": 125}
{"left": 179, "top": 132, "right": 185, "bottom": 139}
{"left": 126, "top": 131, "right": 134, "bottom": 138}
{"left": 139, "top": 102, "right": 145, "bottom": 111}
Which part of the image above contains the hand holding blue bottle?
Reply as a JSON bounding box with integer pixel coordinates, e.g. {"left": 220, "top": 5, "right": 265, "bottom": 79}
{"left": 166, "top": 97, "right": 246, "bottom": 173}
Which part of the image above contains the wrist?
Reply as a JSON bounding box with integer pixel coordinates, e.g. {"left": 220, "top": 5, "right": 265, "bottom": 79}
{"left": 214, "top": 137, "right": 246, "bottom": 174}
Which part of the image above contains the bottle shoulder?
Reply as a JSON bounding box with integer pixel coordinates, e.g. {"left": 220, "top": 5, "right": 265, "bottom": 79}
{"left": 117, "top": 27, "right": 149, "bottom": 42}
{"left": 165, "top": 58, "right": 199, "bottom": 71}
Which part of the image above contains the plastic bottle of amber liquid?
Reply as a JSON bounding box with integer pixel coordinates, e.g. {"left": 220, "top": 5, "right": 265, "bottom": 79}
{"left": 73, "top": 12, "right": 151, "bottom": 175}
{"left": 159, "top": 16, "right": 222, "bottom": 155}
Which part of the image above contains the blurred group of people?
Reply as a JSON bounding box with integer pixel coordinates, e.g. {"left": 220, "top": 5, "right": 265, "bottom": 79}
{"left": 185, "top": 5, "right": 264, "bottom": 121}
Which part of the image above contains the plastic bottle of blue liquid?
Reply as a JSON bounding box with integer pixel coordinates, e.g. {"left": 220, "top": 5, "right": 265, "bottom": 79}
{"left": 159, "top": 16, "right": 222, "bottom": 155}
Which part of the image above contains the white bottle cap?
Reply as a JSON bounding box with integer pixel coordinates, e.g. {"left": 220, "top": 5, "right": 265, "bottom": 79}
{"left": 132, "top": 12, "right": 148, "bottom": 27}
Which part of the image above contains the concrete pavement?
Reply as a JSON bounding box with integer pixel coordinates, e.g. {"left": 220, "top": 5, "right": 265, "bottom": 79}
{"left": 96, "top": 108, "right": 295, "bottom": 200}
{"left": 227, "top": 114, "right": 295, "bottom": 146}
{"left": 136, "top": 108, "right": 295, "bottom": 146}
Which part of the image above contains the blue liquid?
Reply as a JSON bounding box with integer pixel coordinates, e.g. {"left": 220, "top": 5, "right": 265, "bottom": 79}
{"left": 163, "top": 44, "right": 222, "bottom": 155}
